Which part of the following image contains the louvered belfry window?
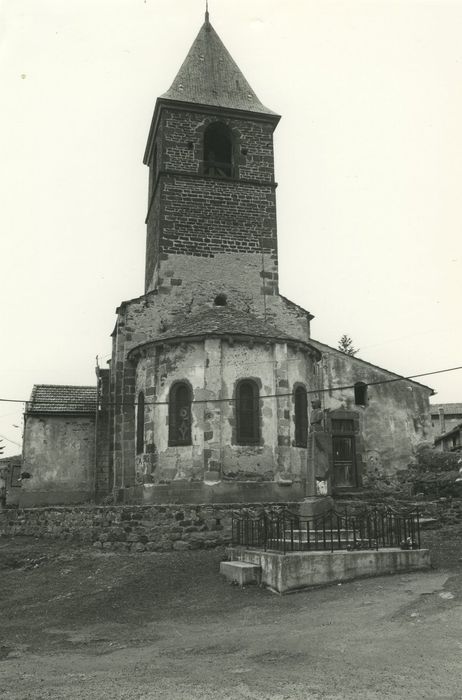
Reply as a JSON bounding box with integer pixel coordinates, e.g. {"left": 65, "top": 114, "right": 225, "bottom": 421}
{"left": 236, "top": 380, "right": 260, "bottom": 445}
{"left": 169, "top": 382, "right": 192, "bottom": 446}
{"left": 204, "top": 122, "right": 233, "bottom": 178}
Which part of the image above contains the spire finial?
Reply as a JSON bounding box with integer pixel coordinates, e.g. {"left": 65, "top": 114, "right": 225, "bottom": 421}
{"left": 205, "top": 0, "right": 210, "bottom": 25}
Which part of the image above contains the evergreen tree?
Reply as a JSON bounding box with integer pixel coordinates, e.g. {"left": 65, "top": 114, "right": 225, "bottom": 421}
{"left": 337, "top": 334, "right": 358, "bottom": 356}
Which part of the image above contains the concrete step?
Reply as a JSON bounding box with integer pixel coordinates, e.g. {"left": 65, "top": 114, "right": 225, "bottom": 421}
{"left": 419, "top": 517, "right": 439, "bottom": 528}
{"left": 220, "top": 560, "right": 261, "bottom": 586}
{"left": 281, "top": 530, "right": 379, "bottom": 541}
{"left": 266, "top": 537, "right": 378, "bottom": 550}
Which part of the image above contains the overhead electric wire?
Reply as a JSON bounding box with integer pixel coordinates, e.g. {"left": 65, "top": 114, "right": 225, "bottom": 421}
{"left": 0, "top": 364, "right": 460, "bottom": 408}
{"left": 0, "top": 433, "right": 22, "bottom": 448}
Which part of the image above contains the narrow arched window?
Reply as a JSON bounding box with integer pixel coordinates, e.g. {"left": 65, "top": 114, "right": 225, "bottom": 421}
{"left": 136, "top": 391, "right": 145, "bottom": 455}
{"left": 204, "top": 122, "right": 233, "bottom": 178}
{"left": 354, "top": 382, "right": 367, "bottom": 406}
{"left": 294, "top": 386, "right": 308, "bottom": 447}
{"left": 236, "top": 380, "right": 260, "bottom": 445}
{"left": 169, "top": 382, "right": 192, "bottom": 446}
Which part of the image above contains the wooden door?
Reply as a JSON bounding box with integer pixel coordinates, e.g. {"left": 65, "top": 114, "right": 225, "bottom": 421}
{"left": 332, "top": 435, "right": 356, "bottom": 487}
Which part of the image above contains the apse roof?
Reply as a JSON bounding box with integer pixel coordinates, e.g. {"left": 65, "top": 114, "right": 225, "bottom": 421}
{"left": 127, "top": 306, "right": 316, "bottom": 360}
{"left": 27, "top": 385, "right": 97, "bottom": 415}
{"left": 160, "top": 16, "right": 277, "bottom": 116}
{"left": 156, "top": 306, "right": 294, "bottom": 342}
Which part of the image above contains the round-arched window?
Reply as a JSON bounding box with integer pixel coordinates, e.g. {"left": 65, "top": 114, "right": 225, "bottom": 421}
{"left": 168, "top": 382, "right": 192, "bottom": 446}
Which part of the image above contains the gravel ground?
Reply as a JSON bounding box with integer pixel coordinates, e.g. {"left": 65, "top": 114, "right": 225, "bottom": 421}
{"left": 0, "top": 526, "right": 461, "bottom": 699}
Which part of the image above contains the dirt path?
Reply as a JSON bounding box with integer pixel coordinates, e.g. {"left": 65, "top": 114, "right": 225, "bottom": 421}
{"left": 1, "top": 532, "right": 462, "bottom": 699}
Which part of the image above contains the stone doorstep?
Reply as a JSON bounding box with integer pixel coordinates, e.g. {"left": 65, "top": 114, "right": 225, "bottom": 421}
{"left": 220, "top": 560, "right": 261, "bottom": 587}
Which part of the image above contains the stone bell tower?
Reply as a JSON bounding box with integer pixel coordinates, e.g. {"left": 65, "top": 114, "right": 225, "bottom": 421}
{"left": 143, "top": 11, "right": 281, "bottom": 315}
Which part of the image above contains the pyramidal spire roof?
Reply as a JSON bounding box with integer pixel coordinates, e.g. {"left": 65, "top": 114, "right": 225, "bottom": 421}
{"left": 160, "top": 15, "right": 277, "bottom": 116}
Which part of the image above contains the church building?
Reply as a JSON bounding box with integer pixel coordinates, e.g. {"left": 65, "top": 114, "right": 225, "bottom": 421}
{"left": 20, "top": 12, "right": 433, "bottom": 507}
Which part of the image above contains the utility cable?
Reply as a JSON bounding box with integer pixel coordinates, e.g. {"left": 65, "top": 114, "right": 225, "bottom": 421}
{"left": 0, "top": 364, "right": 460, "bottom": 408}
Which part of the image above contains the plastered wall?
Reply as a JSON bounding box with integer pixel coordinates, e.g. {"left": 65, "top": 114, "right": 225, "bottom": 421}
{"left": 316, "top": 343, "right": 433, "bottom": 474}
{"left": 21, "top": 415, "right": 95, "bottom": 505}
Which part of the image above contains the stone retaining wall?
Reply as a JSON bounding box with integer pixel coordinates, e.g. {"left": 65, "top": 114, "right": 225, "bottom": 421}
{"left": 335, "top": 495, "right": 462, "bottom": 526}
{"left": 0, "top": 502, "right": 299, "bottom": 553}
{"left": 2, "top": 497, "right": 461, "bottom": 553}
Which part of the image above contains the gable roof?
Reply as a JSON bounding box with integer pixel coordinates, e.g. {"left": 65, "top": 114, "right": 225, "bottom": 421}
{"left": 309, "top": 338, "right": 434, "bottom": 393}
{"left": 26, "top": 385, "right": 97, "bottom": 415}
{"left": 160, "top": 19, "right": 277, "bottom": 116}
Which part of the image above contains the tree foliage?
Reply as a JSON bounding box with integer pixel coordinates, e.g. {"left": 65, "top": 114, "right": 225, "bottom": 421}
{"left": 337, "top": 334, "right": 358, "bottom": 356}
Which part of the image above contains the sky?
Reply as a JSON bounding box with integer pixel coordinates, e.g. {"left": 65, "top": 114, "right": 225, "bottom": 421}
{"left": 1, "top": 0, "right": 461, "bottom": 456}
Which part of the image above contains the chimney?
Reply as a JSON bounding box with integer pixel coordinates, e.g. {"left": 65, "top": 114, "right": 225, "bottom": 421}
{"left": 438, "top": 407, "right": 446, "bottom": 434}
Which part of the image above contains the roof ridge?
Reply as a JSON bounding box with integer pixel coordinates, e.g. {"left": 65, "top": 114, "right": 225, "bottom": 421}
{"left": 33, "top": 384, "right": 96, "bottom": 389}
{"left": 310, "top": 338, "right": 434, "bottom": 393}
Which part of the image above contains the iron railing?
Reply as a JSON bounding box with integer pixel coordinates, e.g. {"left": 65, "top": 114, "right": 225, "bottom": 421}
{"left": 231, "top": 505, "right": 421, "bottom": 554}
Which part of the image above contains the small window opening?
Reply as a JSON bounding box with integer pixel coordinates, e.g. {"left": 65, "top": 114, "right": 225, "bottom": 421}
{"left": 236, "top": 380, "right": 260, "bottom": 445}
{"left": 354, "top": 382, "right": 367, "bottom": 406}
{"left": 204, "top": 122, "right": 233, "bottom": 178}
{"left": 294, "top": 386, "right": 308, "bottom": 447}
{"left": 214, "top": 294, "right": 227, "bottom": 306}
{"left": 136, "top": 391, "right": 145, "bottom": 454}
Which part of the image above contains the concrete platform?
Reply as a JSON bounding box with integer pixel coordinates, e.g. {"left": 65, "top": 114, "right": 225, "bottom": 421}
{"left": 226, "top": 546, "right": 431, "bottom": 594}
{"left": 220, "top": 560, "right": 261, "bottom": 586}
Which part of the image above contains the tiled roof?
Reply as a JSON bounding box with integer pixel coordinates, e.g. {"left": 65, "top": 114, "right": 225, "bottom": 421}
{"left": 128, "top": 307, "right": 311, "bottom": 361}
{"left": 155, "top": 306, "right": 296, "bottom": 343}
{"left": 434, "top": 421, "right": 462, "bottom": 443}
{"left": 430, "top": 403, "right": 462, "bottom": 416}
{"left": 161, "top": 19, "right": 277, "bottom": 116}
{"left": 27, "top": 385, "right": 97, "bottom": 415}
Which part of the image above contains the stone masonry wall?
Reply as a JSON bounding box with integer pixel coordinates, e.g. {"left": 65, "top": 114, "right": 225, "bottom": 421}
{"left": 2, "top": 498, "right": 460, "bottom": 555}
{"left": 334, "top": 494, "right": 462, "bottom": 526}
{"left": 0, "top": 502, "right": 299, "bottom": 553}
{"left": 145, "top": 108, "right": 278, "bottom": 295}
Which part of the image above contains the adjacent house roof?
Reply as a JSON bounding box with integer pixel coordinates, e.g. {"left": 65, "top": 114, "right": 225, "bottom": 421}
{"left": 0, "top": 454, "right": 22, "bottom": 463}
{"left": 160, "top": 18, "right": 277, "bottom": 116}
{"left": 26, "top": 385, "right": 97, "bottom": 415}
{"left": 430, "top": 403, "right": 462, "bottom": 416}
{"left": 434, "top": 421, "right": 462, "bottom": 445}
